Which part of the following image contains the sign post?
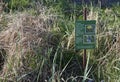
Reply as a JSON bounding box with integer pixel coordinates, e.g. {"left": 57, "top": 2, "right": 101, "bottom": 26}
{"left": 83, "top": 8, "right": 87, "bottom": 69}
{"left": 75, "top": 8, "right": 96, "bottom": 69}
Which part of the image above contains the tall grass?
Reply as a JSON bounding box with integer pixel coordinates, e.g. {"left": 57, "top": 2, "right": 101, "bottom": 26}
{"left": 0, "top": 1, "right": 120, "bottom": 82}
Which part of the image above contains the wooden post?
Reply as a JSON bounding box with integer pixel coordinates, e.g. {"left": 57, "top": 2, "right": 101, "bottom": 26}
{"left": 83, "top": 7, "right": 87, "bottom": 69}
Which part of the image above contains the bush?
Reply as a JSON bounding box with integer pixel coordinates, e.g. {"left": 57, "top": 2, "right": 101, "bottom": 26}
{"left": 4, "top": 0, "right": 31, "bottom": 11}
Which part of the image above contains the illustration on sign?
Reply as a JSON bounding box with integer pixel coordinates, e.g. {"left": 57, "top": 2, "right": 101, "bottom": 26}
{"left": 75, "top": 20, "right": 96, "bottom": 50}
{"left": 83, "top": 35, "right": 95, "bottom": 44}
{"left": 85, "top": 25, "right": 95, "bottom": 33}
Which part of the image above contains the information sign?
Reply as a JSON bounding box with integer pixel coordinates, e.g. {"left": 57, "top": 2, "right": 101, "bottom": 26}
{"left": 75, "top": 20, "right": 96, "bottom": 50}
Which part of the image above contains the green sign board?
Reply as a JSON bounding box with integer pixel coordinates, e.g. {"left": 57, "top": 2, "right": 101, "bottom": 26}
{"left": 75, "top": 20, "right": 96, "bottom": 50}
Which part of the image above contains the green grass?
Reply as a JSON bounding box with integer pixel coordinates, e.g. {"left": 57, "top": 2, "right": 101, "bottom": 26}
{"left": 0, "top": 1, "right": 120, "bottom": 82}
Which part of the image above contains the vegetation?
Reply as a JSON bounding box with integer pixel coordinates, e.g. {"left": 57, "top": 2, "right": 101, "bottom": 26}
{"left": 0, "top": 0, "right": 120, "bottom": 82}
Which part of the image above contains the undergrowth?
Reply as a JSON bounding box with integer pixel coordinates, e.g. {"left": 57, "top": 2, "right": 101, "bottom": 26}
{"left": 0, "top": 1, "right": 120, "bottom": 82}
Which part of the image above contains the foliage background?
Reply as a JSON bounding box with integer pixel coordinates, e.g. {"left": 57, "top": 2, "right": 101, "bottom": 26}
{"left": 0, "top": 0, "right": 120, "bottom": 82}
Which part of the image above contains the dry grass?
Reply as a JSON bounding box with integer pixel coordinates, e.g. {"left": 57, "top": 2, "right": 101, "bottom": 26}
{"left": 0, "top": 12, "right": 53, "bottom": 81}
